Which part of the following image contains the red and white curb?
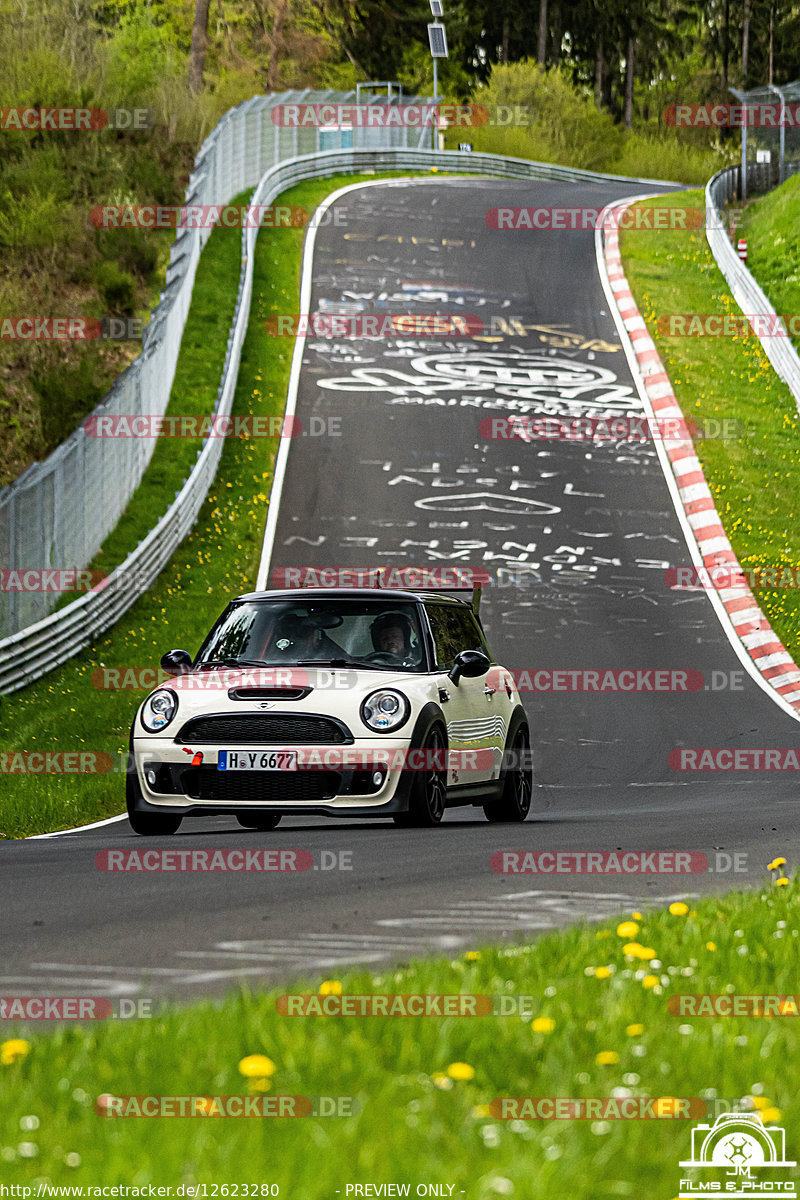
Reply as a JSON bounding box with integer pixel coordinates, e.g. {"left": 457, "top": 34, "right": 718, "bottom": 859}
{"left": 601, "top": 198, "right": 800, "bottom": 715}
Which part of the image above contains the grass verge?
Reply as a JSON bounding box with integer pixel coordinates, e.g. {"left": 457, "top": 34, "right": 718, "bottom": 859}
{"left": 0, "top": 170, "right": 435, "bottom": 839}
{"left": 620, "top": 188, "right": 800, "bottom": 657}
{"left": 0, "top": 879, "right": 793, "bottom": 1189}
{"left": 739, "top": 172, "right": 800, "bottom": 356}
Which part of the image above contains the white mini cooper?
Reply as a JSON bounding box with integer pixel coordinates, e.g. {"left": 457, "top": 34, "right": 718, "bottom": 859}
{"left": 126, "top": 586, "right": 532, "bottom": 834}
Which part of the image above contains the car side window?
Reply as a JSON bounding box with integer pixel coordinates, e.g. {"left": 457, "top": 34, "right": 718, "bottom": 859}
{"left": 425, "top": 604, "right": 489, "bottom": 670}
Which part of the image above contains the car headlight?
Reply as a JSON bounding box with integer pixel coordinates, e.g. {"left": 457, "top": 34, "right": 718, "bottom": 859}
{"left": 361, "top": 689, "right": 410, "bottom": 733}
{"left": 140, "top": 688, "right": 178, "bottom": 733}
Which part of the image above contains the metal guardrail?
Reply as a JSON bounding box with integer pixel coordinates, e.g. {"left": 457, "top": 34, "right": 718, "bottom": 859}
{"left": 0, "top": 89, "right": 430, "bottom": 641}
{"left": 706, "top": 164, "right": 800, "bottom": 405}
{"left": 0, "top": 144, "right": 679, "bottom": 694}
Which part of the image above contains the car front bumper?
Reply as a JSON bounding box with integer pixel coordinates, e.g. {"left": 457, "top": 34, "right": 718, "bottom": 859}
{"left": 130, "top": 738, "right": 418, "bottom": 816}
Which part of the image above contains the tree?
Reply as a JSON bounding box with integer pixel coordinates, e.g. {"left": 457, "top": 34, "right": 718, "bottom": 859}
{"left": 188, "top": 0, "right": 210, "bottom": 93}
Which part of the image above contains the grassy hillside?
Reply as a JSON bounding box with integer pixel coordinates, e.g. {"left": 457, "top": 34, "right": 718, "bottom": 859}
{"left": 739, "top": 172, "right": 800, "bottom": 354}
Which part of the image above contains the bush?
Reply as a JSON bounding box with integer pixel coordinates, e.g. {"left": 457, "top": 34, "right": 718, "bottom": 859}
{"left": 33, "top": 353, "right": 107, "bottom": 448}
{"left": 612, "top": 133, "right": 734, "bottom": 185}
{"left": 94, "top": 260, "right": 137, "bottom": 315}
{"left": 0, "top": 189, "right": 77, "bottom": 250}
{"left": 466, "top": 61, "right": 625, "bottom": 173}
{"left": 96, "top": 226, "right": 159, "bottom": 281}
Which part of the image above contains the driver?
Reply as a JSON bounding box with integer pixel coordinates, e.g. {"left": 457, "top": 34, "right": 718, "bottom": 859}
{"left": 369, "top": 612, "right": 419, "bottom": 666}
{"left": 269, "top": 612, "right": 343, "bottom": 659}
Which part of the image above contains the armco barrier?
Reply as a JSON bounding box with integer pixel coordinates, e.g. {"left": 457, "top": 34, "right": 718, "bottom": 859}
{"left": 0, "top": 143, "right": 678, "bottom": 694}
{"left": 706, "top": 163, "right": 800, "bottom": 405}
{"left": 0, "top": 89, "right": 429, "bottom": 641}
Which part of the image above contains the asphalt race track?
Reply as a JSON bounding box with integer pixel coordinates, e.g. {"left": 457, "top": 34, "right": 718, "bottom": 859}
{"left": 4, "top": 177, "right": 800, "bottom": 1003}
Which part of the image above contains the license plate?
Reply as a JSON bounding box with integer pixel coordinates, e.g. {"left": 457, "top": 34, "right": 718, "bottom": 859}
{"left": 218, "top": 750, "right": 297, "bottom": 771}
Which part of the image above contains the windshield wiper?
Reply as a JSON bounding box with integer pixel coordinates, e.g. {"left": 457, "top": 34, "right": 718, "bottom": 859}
{"left": 196, "top": 658, "right": 267, "bottom": 669}
{"left": 297, "top": 658, "right": 382, "bottom": 670}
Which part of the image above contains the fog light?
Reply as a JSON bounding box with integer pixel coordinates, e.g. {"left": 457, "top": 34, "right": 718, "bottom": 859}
{"left": 372, "top": 771, "right": 384, "bottom": 787}
{"left": 145, "top": 769, "right": 157, "bottom": 787}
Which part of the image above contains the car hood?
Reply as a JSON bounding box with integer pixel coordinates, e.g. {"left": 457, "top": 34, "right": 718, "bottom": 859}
{"left": 141, "top": 665, "right": 430, "bottom": 728}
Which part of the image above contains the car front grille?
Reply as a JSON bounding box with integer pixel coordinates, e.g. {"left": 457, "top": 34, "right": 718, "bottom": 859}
{"left": 180, "top": 767, "right": 339, "bottom": 803}
{"left": 175, "top": 714, "right": 351, "bottom": 745}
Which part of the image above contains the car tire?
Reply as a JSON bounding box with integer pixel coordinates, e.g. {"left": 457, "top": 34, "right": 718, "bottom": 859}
{"left": 393, "top": 725, "right": 448, "bottom": 827}
{"left": 236, "top": 814, "right": 282, "bottom": 830}
{"left": 483, "top": 722, "right": 532, "bottom": 823}
{"left": 126, "top": 757, "right": 183, "bottom": 836}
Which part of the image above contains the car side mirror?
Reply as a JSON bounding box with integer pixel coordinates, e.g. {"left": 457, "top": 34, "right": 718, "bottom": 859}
{"left": 448, "top": 649, "right": 491, "bottom": 686}
{"left": 160, "top": 649, "right": 193, "bottom": 674}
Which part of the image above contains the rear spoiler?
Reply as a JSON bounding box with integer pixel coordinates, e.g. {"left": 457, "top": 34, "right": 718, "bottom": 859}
{"left": 424, "top": 582, "right": 483, "bottom": 616}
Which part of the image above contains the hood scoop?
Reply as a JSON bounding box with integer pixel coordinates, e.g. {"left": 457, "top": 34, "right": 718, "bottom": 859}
{"left": 227, "top": 687, "right": 311, "bottom": 701}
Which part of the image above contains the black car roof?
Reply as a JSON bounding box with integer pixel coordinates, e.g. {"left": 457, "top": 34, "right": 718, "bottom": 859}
{"left": 232, "top": 587, "right": 473, "bottom": 606}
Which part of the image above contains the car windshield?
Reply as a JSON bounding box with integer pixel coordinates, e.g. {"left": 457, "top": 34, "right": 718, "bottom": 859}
{"left": 197, "top": 599, "right": 428, "bottom": 672}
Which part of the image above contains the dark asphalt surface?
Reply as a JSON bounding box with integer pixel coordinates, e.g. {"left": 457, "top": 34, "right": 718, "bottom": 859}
{"left": 2, "top": 177, "right": 799, "bottom": 1004}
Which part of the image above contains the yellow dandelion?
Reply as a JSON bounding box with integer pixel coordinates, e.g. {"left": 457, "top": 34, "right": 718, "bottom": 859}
{"left": 247, "top": 1077, "right": 272, "bottom": 1093}
{"left": 623, "top": 942, "right": 656, "bottom": 959}
{"left": 653, "top": 1096, "right": 681, "bottom": 1117}
{"left": 238, "top": 1054, "right": 276, "bottom": 1078}
{"left": 465, "top": 951, "right": 482, "bottom": 961}
{"left": 0, "top": 1039, "right": 31, "bottom": 1065}
{"left": 472, "top": 1104, "right": 491, "bottom": 1118}
{"left": 616, "top": 921, "right": 639, "bottom": 938}
{"left": 642, "top": 975, "right": 660, "bottom": 989}
{"left": 760, "top": 1107, "right": 782, "bottom": 1124}
{"left": 751, "top": 1096, "right": 771, "bottom": 1110}
{"left": 776, "top": 877, "right": 789, "bottom": 887}
{"left": 669, "top": 902, "right": 689, "bottom": 916}
{"left": 706, "top": 941, "right": 717, "bottom": 952}
{"left": 595, "top": 967, "right": 612, "bottom": 979}
{"left": 595, "top": 1051, "right": 620, "bottom": 1065}
{"left": 447, "top": 1062, "right": 475, "bottom": 1081}
{"left": 319, "top": 980, "right": 342, "bottom": 995}
{"left": 631, "top": 912, "right": 644, "bottom": 920}
{"left": 767, "top": 858, "right": 786, "bottom": 870}
{"left": 531, "top": 1016, "right": 556, "bottom": 1033}
{"left": 626, "top": 1024, "right": 644, "bottom": 1037}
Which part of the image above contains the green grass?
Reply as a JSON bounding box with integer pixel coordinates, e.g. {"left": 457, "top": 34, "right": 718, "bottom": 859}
{"left": 739, "top": 172, "right": 800, "bottom": 355}
{"left": 620, "top": 189, "right": 800, "bottom": 657}
{"left": 0, "top": 880, "right": 794, "bottom": 1189}
{"left": 87, "top": 191, "right": 251, "bottom": 576}
{"left": 0, "top": 170, "right": 434, "bottom": 839}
